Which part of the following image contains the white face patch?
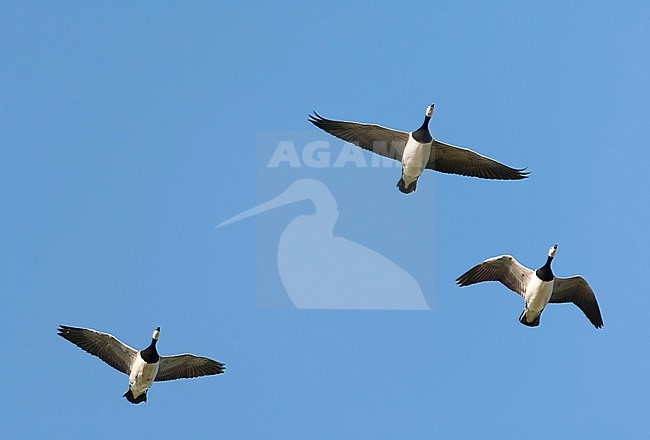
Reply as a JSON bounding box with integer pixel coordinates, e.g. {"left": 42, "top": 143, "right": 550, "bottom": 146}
{"left": 152, "top": 329, "right": 160, "bottom": 340}
{"left": 548, "top": 246, "right": 557, "bottom": 258}
{"left": 426, "top": 105, "right": 434, "bottom": 117}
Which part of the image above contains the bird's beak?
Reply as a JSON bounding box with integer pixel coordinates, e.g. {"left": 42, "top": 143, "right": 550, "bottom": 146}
{"left": 216, "top": 186, "right": 306, "bottom": 228}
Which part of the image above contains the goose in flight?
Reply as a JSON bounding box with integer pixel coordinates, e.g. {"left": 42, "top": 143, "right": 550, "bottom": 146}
{"left": 58, "top": 325, "right": 225, "bottom": 404}
{"left": 455, "top": 245, "right": 603, "bottom": 328}
{"left": 308, "top": 104, "right": 528, "bottom": 194}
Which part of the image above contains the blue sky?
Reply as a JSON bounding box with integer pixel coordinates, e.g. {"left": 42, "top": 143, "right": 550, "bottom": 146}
{"left": 1, "top": 1, "right": 649, "bottom": 438}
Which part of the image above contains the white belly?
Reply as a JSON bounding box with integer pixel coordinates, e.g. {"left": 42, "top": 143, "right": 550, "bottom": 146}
{"left": 128, "top": 353, "right": 160, "bottom": 397}
{"left": 524, "top": 276, "right": 554, "bottom": 315}
{"left": 401, "top": 136, "right": 431, "bottom": 186}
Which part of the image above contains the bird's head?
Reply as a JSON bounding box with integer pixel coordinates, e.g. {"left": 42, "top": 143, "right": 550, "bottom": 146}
{"left": 152, "top": 327, "right": 160, "bottom": 340}
{"left": 426, "top": 104, "right": 435, "bottom": 118}
{"left": 548, "top": 244, "right": 558, "bottom": 258}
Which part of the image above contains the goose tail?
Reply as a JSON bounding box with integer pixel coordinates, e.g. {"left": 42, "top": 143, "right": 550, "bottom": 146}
{"left": 397, "top": 177, "right": 417, "bottom": 194}
{"left": 123, "top": 389, "right": 147, "bottom": 404}
{"left": 519, "top": 310, "right": 541, "bottom": 327}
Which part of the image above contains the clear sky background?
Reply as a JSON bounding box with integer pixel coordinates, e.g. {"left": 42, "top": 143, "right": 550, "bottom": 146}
{"left": 2, "top": 1, "right": 649, "bottom": 438}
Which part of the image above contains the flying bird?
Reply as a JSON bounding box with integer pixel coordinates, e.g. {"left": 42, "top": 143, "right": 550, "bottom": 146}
{"left": 309, "top": 104, "right": 528, "bottom": 194}
{"left": 456, "top": 245, "right": 603, "bottom": 328}
{"left": 58, "top": 325, "right": 225, "bottom": 404}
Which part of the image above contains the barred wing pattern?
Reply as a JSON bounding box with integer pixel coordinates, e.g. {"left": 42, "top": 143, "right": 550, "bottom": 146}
{"left": 155, "top": 354, "right": 225, "bottom": 382}
{"left": 308, "top": 112, "right": 409, "bottom": 162}
{"left": 58, "top": 325, "right": 137, "bottom": 375}
{"left": 428, "top": 140, "right": 529, "bottom": 180}
{"left": 550, "top": 276, "right": 604, "bottom": 328}
{"left": 456, "top": 255, "right": 533, "bottom": 297}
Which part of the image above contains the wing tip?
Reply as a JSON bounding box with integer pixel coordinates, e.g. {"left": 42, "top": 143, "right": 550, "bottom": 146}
{"left": 486, "top": 166, "right": 531, "bottom": 180}
{"left": 593, "top": 316, "right": 604, "bottom": 329}
{"left": 307, "top": 110, "right": 326, "bottom": 125}
{"left": 214, "top": 361, "right": 226, "bottom": 374}
{"left": 516, "top": 167, "right": 531, "bottom": 179}
{"left": 57, "top": 324, "right": 74, "bottom": 337}
{"left": 496, "top": 166, "right": 529, "bottom": 180}
{"left": 455, "top": 271, "right": 474, "bottom": 287}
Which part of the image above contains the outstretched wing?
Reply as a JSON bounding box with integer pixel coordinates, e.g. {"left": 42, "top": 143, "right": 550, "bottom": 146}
{"left": 155, "top": 354, "right": 225, "bottom": 382}
{"left": 550, "top": 276, "right": 604, "bottom": 328}
{"left": 309, "top": 112, "right": 409, "bottom": 162}
{"left": 57, "top": 325, "right": 137, "bottom": 375}
{"left": 428, "top": 140, "right": 529, "bottom": 180}
{"left": 456, "top": 255, "right": 533, "bottom": 297}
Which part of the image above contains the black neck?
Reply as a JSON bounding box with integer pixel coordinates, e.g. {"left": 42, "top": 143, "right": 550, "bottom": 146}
{"left": 413, "top": 115, "right": 433, "bottom": 143}
{"left": 535, "top": 256, "right": 554, "bottom": 282}
{"left": 141, "top": 338, "right": 160, "bottom": 363}
{"left": 418, "top": 115, "right": 431, "bottom": 131}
